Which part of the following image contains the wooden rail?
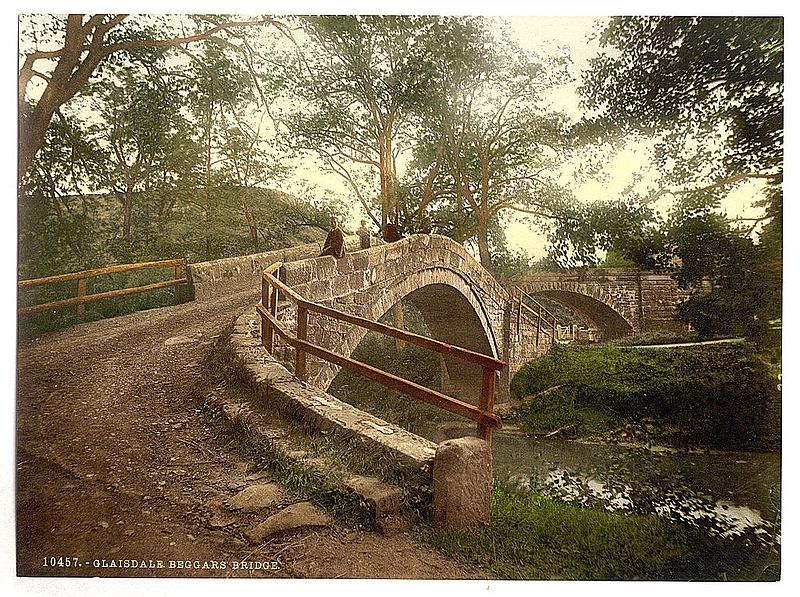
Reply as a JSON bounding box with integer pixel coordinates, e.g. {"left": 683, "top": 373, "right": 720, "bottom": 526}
{"left": 257, "top": 262, "right": 504, "bottom": 443}
{"left": 513, "top": 286, "right": 561, "bottom": 346}
{"left": 18, "top": 259, "right": 188, "bottom": 316}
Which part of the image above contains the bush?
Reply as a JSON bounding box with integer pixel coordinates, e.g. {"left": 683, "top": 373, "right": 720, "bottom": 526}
{"left": 510, "top": 344, "right": 780, "bottom": 451}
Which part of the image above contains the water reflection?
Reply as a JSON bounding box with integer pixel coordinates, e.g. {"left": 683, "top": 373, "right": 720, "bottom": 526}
{"left": 492, "top": 429, "right": 781, "bottom": 547}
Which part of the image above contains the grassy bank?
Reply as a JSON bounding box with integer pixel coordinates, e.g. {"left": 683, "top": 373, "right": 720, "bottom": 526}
{"left": 424, "top": 483, "right": 779, "bottom": 580}
{"left": 509, "top": 344, "right": 781, "bottom": 451}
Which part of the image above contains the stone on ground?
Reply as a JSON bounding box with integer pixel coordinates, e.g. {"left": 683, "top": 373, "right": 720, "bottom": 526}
{"left": 345, "top": 476, "right": 403, "bottom": 520}
{"left": 225, "top": 483, "right": 284, "bottom": 511}
{"left": 245, "top": 501, "right": 331, "bottom": 544}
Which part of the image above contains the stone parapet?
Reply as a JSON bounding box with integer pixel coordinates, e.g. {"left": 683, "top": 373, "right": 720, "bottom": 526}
{"left": 229, "top": 311, "right": 437, "bottom": 476}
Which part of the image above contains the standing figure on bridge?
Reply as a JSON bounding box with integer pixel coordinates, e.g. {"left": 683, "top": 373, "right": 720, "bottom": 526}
{"left": 356, "top": 219, "right": 372, "bottom": 250}
{"left": 320, "top": 217, "right": 346, "bottom": 258}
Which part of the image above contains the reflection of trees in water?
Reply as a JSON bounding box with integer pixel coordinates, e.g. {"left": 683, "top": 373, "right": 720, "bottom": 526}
{"left": 506, "top": 447, "right": 780, "bottom": 549}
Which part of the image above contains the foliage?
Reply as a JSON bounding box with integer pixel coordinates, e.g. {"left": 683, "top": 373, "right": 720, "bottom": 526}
{"left": 579, "top": 17, "right": 783, "bottom": 182}
{"left": 424, "top": 483, "right": 777, "bottom": 580}
{"left": 18, "top": 14, "right": 286, "bottom": 181}
{"left": 575, "top": 16, "right": 783, "bottom": 342}
{"left": 283, "top": 16, "right": 491, "bottom": 228}
{"left": 404, "top": 22, "right": 573, "bottom": 269}
{"left": 510, "top": 344, "right": 780, "bottom": 451}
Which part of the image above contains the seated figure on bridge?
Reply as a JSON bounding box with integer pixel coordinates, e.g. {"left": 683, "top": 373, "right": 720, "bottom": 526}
{"left": 382, "top": 221, "right": 403, "bottom": 243}
{"left": 320, "top": 217, "right": 346, "bottom": 258}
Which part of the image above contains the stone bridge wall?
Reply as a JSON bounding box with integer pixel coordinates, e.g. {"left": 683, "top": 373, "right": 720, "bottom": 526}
{"left": 278, "top": 235, "right": 527, "bottom": 404}
{"left": 186, "top": 236, "right": 367, "bottom": 301}
{"left": 512, "top": 268, "right": 690, "bottom": 336}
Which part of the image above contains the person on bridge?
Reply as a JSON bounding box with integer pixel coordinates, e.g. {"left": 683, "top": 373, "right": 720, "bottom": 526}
{"left": 356, "top": 219, "right": 372, "bottom": 250}
{"left": 320, "top": 217, "right": 346, "bottom": 258}
{"left": 382, "top": 221, "right": 403, "bottom": 243}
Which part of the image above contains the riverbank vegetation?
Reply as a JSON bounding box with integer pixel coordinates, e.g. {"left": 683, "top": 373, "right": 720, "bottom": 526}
{"left": 425, "top": 483, "right": 778, "bottom": 580}
{"left": 509, "top": 343, "right": 781, "bottom": 452}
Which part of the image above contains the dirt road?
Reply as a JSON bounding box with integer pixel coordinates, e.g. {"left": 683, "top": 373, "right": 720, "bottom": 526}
{"left": 15, "top": 291, "right": 482, "bottom": 580}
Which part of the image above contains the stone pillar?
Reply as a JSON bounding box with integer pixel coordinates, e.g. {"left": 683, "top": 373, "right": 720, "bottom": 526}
{"left": 432, "top": 437, "right": 492, "bottom": 529}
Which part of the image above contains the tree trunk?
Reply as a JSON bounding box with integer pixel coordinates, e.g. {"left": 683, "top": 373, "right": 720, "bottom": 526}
{"left": 477, "top": 212, "right": 492, "bottom": 272}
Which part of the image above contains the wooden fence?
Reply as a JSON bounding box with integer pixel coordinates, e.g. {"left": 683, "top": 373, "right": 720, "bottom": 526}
{"left": 18, "top": 259, "right": 188, "bottom": 317}
{"left": 257, "top": 262, "right": 504, "bottom": 443}
{"left": 512, "top": 286, "right": 563, "bottom": 347}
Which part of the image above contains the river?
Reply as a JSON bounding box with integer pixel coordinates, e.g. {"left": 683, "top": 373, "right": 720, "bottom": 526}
{"left": 491, "top": 427, "right": 781, "bottom": 547}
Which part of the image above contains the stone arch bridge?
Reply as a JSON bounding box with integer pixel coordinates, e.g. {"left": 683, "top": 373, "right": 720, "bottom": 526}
{"left": 511, "top": 269, "right": 690, "bottom": 340}
{"left": 187, "top": 235, "right": 687, "bottom": 406}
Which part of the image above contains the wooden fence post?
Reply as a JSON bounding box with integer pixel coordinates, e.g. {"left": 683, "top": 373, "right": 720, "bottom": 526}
{"left": 478, "top": 367, "right": 495, "bottom": 444}
{"left": 295, "top": 305, "right": 308, "bottom": 380}
{"left": 76, "top": 275, "right": 87, "bottom": 319}
{"left": 268, "top": 283, "right": 279, "bottom": 352}
{"left": 261, "top": 275, "right": 271, "bottom": 350}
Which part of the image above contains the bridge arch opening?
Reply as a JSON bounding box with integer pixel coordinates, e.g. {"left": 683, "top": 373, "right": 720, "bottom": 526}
{"left": 325, "top": 279, "right": 498, "bottom": 414}
{"left": 533, "top": 289, "right": 634, "bottom": 340}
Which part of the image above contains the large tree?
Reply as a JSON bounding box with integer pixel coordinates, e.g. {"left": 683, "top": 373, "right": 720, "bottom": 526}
{"left": 18, "top": 13, "right": 286, "bottom": 181}
{"left": 406, "top": 30, "right": 572, "bottom": 270}
{"left": 579, "top": 16, "right": 783, "bottom": 340}
{"left": 579, "top": 16, "right": 783, "bottom": 219}
{"left": 285, "top": 15, "right": 495, "bottom": 229}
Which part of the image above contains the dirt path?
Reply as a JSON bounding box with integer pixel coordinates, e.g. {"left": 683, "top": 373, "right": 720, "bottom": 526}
{"left": 15, "top": 292, "right": 483, "bottom": 580}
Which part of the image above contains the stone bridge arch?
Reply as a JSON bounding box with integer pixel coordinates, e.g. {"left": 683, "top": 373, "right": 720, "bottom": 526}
{"left": 513, "top": 268, "right": 689, "bottom": 340}
{"left": 278, "top": 235, "right": 517, "bottom": 405}
{"left": 531, "top": 283, "right": 635, "bottom": 339}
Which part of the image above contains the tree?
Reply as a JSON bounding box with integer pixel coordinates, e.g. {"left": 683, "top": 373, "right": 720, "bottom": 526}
{"left": 578, "top": 17, "right": 783, "bottom": 340}
{"left": 18, "top": 13, "right": 287, "bottom": 181}
{"left": 408, "top": 34, "right": 572, "bottom": 270}
{"left": 579, "top": 16, "right": 782, "bottom": 220}
{"left": 285, "top": 15, "right": 493, "bottom": 229}
{"left": 87, "top": 61, "right": 193, "bottom": 248}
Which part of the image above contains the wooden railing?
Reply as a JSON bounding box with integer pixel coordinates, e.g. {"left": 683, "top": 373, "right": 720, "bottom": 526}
{"left": 256, "top": 262, "right": 504, "bottom": 442}
{"left": 513, "top": 286, "right": 561, "bottom": 347}
{"left": 18, "top": 259, "right": 188, "bottom": 317}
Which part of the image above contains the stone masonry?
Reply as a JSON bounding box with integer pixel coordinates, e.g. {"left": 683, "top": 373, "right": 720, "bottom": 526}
{"left": 510, "top": 268, "right": 691, "bottom": 339}
{"left": 277, "top": 234, "right": 522, "bottom": 404}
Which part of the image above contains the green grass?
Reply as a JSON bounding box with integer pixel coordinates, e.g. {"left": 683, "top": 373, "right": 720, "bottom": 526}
{"left": 423, "top": 483, "right": 780, "bottom": 580}
{"left": 509, "top": 344, "right": 781, "bottom": 451}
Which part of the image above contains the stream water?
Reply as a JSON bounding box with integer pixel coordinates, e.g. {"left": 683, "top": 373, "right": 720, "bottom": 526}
{"left": 491, "top": 428, "right": 781, "bottom": 547}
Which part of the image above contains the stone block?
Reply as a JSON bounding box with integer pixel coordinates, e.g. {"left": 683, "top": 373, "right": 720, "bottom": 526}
{"left": 245, "top": 501, "right": 331, "bottom": 543}
{"left": 432, "top": 437, "right": 492, "bottom": 530}
{"left": 345, "top": 476, "right": 403, "bottom": 520}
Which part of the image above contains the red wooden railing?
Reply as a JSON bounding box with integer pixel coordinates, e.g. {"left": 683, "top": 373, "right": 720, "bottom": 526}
{"left": 256, "top": 262, "right": 504, "bottom": 442}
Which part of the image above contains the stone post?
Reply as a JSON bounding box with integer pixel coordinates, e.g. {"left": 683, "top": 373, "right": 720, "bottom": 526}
{"left": 432, "top": 437, "right": 492, "bottom": 529}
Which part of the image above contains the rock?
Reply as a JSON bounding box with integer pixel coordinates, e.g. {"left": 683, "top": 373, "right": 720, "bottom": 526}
{"left": 245, "top": 502, "right": 331, "bottom": 544}
{"left": 225, "top": 483, "right": 284, "bottom": 511}
{"left": 432, "top": 437, "right": 492, "bottom": 530}
{"left": 207, "top": 511, "right": 237, "bottom": 528}
{"left": 345, "top": 476, "right": 403, "bottom": 520}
